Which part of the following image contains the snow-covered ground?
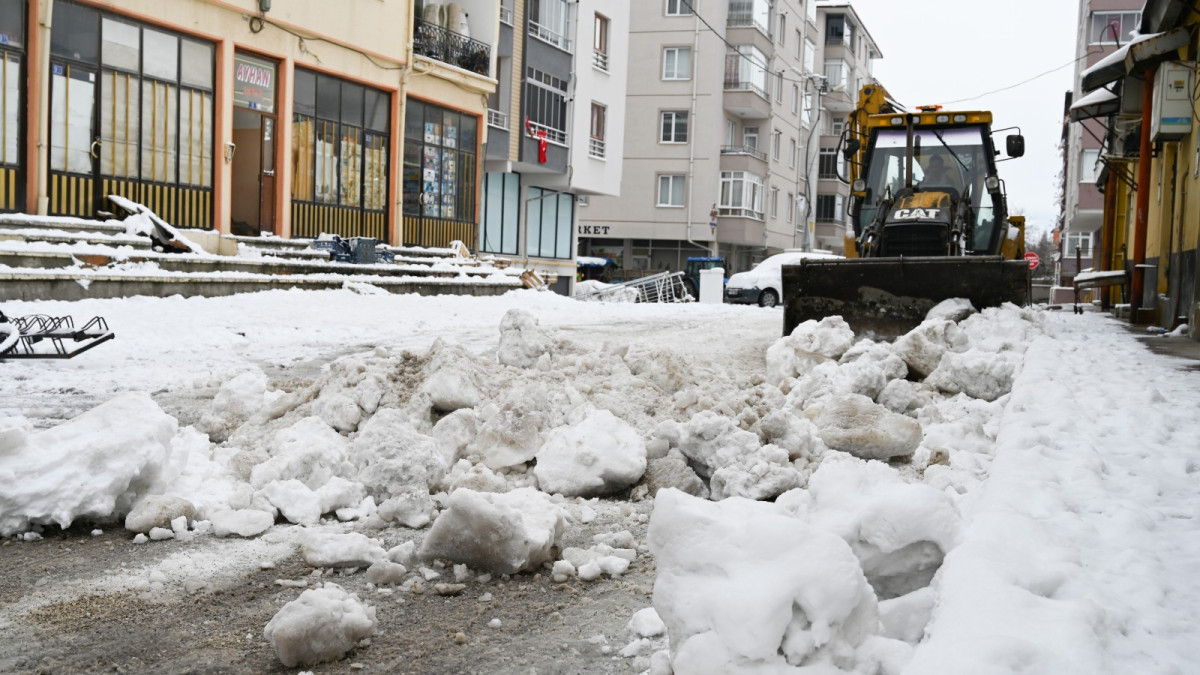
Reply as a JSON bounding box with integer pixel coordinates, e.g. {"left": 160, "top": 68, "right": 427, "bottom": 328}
{"left": 1, "top": 287, "right": 1198, "bottom": 674}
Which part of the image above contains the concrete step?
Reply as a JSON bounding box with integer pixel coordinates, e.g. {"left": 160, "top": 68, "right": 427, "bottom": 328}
{"left": 0, "top": 268, "right": 519, "bottom": 302}
{"left": 0, "top": 214, "right": 128, "bottom": 237}
{"left": 0, "top": 230, "right": 153, "bottom": 250}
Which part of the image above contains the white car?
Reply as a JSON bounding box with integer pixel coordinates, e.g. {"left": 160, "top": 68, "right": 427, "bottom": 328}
{"left": 723, "top": 251, "right": 843, "bottom": 307}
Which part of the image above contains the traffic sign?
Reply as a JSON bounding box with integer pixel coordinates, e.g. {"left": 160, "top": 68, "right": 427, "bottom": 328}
{"left": 1024, "top": 251, "right": 1040, "bottom": 270}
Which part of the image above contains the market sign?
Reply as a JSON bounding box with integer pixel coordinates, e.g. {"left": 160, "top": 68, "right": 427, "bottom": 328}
{"left": 234, "top": 53, "right": 276, "bottom": 113}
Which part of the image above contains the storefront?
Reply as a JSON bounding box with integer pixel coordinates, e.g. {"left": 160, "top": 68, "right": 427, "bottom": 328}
{"left": 402, "top": 97, "right": 478, "bottom": 247}
{"left": 47, "top": 1, "right": 214, "bottom": 227}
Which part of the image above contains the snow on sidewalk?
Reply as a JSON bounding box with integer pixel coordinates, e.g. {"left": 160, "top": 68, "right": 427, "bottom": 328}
{"left": 909, "top": 312, "right": 1200, "bottom": 675}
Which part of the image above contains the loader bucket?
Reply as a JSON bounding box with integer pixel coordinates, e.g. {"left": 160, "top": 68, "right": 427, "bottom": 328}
{"left": 781, "top": 256, "right": 1031, "bottom": 338}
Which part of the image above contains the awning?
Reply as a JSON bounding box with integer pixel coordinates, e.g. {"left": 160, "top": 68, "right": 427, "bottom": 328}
{"left": 1070, "top": 87, "right": 1120, "bottom": 122}
{"left": 1080, "top": 28, "right": 1189, "bottom": 91}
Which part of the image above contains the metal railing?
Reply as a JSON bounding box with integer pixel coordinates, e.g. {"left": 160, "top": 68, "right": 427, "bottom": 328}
{"left": 593, "top": 50, "right": 609, "bottom": 71}
{"left": 718, "top": 206, "right": 764, "bottom": 220}
{"left": 589, "top": 137, "right": 605, "bottom": 159}
{"left": 577, "top": 271, "right": 693, "bottom": 303}
{"left": 413, "top": 18, "right": 492, "bottom": 77}
{"left": 720, "top": 144, "right": 768, "bottom": 161}
{"left": 529, "top": 20, "right": 571, "bottom": 52}
{"left": 500, "top": 5, "right": 513, "bottom": 25}
{"left": 487, "top": 109, "right": 509, "bottom": 130}
{"left": 525, "top": 120, "right": 567, "bottom": 146}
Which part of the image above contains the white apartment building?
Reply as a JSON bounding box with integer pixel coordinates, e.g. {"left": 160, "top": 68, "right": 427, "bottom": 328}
{"left": 578, "top": 0, "right": 879, "bottom": 276}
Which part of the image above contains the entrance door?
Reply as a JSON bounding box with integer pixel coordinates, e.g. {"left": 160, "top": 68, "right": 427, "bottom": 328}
{"left": 48, "top": 61, "right": 100, "bottom": 217}
{"left": 259, "top": 115, "right": 276, "bottom": 233}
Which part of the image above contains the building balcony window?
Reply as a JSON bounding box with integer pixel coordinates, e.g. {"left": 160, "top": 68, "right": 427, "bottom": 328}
{"left": 487, "top": 109, "right": 508, "bottom": 130}
{"left": 589, "top": 137, "right": 606, "bottom": 159}
{"left": 720, "top": 144, "right": 768, "bottom": 162}
{"left": 500, "top": 4, "right": 513, "bottom": 25}
{"left": 593, "top": 50, "right": 609, "bottom": 72}
{"left": 413, "top": 18, "right": 491, "bottom": 77}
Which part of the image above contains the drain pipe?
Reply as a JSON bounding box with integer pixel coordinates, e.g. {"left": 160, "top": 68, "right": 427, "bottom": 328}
{"left": 35, "top": 0, "right": 53, "bottom": 215}
{"left": 684, "top": 11, "right": 702, "bottom": 261}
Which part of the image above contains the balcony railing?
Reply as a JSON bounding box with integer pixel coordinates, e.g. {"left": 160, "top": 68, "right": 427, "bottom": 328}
{"left": 500, "top": 5, "right": 513, "bottom": 25}
{"left": 718, "top": 206, "right": 764, "bottom": 220}
{"left": 593, "top": 50, "right": 609, "bottom": 72}
{"left": 589, "top": 137, "right": 606, "bottom": 159}
{"left": 720, "top": 144, "right": 768, "bottom": 162}
{"left": 487, "top": 109, "right": 508, "bottom": 130}
{"left": 526, "top": 120, "right": 567, "bottom": 146}
{"left": 413, "top": 18, "right": 491, "bottom": 77}
{"left": 529, "top": 20, "right": 571, "bottom": 52}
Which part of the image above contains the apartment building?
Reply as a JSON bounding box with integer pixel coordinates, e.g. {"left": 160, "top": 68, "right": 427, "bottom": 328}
{"left": 1063, "top": 0, "right": 1144, "bottom": 284}
{"left": 577, "top": 0, "right": 880, "bottom": 277}
{"left": 478, "top": 0, "right": 630, "bottom": 293}
{"left": 0, "top": 1, "right": 498, "bottom": 247}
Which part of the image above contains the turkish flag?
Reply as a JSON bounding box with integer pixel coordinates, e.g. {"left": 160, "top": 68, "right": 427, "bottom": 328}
{"left": 538, "top": 130, "right": 547, "bottom": 163}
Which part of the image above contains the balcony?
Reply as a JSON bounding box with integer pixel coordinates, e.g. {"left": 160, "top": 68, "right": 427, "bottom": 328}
{"left": 589, "top": 137, "right": 606, "bottom": 159}
{"left": 487, "top": 109, "right": 508, "bottom": 130}
{"left": 593, "top": 50, "right": 609, "bottom": 72}
{"left": 720, "top": 144, "right": 768, "bottom": 162}
{"left": 413, "top": 18, "right": 491, "bottom": 77}
{"left": 723, "top": 56, "right": 772, "bottom": 119}
{"left": 529, "top": 20, "right": 571, "bottom": 52}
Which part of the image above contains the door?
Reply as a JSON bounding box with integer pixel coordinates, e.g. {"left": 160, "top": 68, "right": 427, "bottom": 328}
{"left": 48, "top": 61, "right": 100, "bottom": 217}
{"left": 259, "top": 115, "right": 276, "bottom": 234}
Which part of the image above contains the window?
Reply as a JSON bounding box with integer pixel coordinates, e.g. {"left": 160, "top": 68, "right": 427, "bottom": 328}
{"left": 725, "top": 119, "right": 735, "bottom": 145}
{"left": 719, "top": 171, "right": 764, "bottom": 218}
{"left": 593, "top": 14, "right": 610, "bottom": 71}
{"left": 658, "top": 174, "right": 685, "bottom": 206}
{"left": 803, "top": 38, "right": 816, "bottom": 74}
{"left": 743, "top": 125, "right": 759, "bottom": 150}
{"left": 786, "top": 191, "right": 794, "bottom": 223}
{"left": 525, "top": 67, "right": 568, "bottom": 142}
{"left": 775, "top": 71, "right": 784, "bottom": 102}
{"left": 526, "top": 186, "right": 573, "bottom": 259}
{"left": 401, "top": 97, "right": 474, "bottom": 221}
{"left": 590, "top": 103, "right": 606, "bottom": 158}
{"left": 789, "top": 138, "right": 797, "bottom": 167}
{"left": 816, "top": 193, "right": 844, "bottom": 222}
{"left": 482, "top": 172, "right": 520, "bottom": 255}
{"left": 728, "top": 0, "right": 770, "bottom": 34}
{"left": 794, "top": 30, "right": 802, "bottom": 59}
{"left": 802, "top": 91, "right": 814, "bottom": 126}
{"left": 824, "top": 59, "right": 848, "bottom": 90}
{"left": 778, "top": 14, "right": 785, "bottom": 45}
{"left": 1080, "top": 148, "right": 1101, "bottom": 183}
{"left": 770, "top": 186, "right": 779, "bottom": 217}
{"left": 726, "top": 45, "right": 768, "bottom": 98}
{"left": 663, "top": 47, "right": 692, "bottom": 80}
{"left": 831, "top": 116, "right": 846, "bottom": 137}
{"left": 661, "top": 110, "right": 688, "bottom": 143}
{"left": 1066, "top": 231, "right": 1093, "bottom": 257}
{"left": 773, "top": 129, "right": 781, "bottom": 159}
{"left": 666, "top": 0, "right": 692, "bottom": 16}
{"left": 530, "top": 0, "right": 570, "bottom": 50}
{"left": 791, "top": 83, "right": 799, "bottom": 114}
{"left": 1091, "top": 11, "right": 1140, "bottom": 45}
{"left": 819, "top": 147, "right": 838, "bottom": 179}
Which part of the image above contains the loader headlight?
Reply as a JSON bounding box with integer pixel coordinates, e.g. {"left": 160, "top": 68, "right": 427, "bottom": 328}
{"left": 935, "top": 114, "right": 950, "bottom": 124}
{"left": 953, "top": 114, "right": 968, "bottom": 123}
{"left": 852, "top": 179, "right": 866, "bottom": 194}
{"left": 985, "top": 175, "right": 1001, "bottom": 193}
{"left": 890, "top": 116, "right": 905, "bottom": 126}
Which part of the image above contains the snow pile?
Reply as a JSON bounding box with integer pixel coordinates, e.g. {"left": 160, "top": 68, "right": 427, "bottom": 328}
{"left": 649, "top": 488, "right": 906, "bottom": 673}
{"left": 263, "top": 583, "right": 377, "bottom": 667}
{"left": 0, "top": 392, "right": 186, "bottom": 536}
{"left": 418, "top": 487, "right": 566, "bottom": 574}
{"left": 534, "top": 407, "right": 647, "bottom": 496}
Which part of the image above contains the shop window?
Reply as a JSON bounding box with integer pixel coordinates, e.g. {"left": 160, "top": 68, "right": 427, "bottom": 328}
{"left": 402, "top": 97, "right": 476, "bottom": 222}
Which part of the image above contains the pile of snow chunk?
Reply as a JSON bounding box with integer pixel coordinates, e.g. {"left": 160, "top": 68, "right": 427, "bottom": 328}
{"left": 534, "top": 407, "right": 647, "bottom": 497}
{"left": 0, "top": 393, "right": 187, "bottom": 536}
{"left": 418, "top": 487, "right": 566, "bottom": 575}
{"left": 649, "top": 488, "right": 908, "bottom": 673}
{"left": 263, "top": 583, "right": 377, "bottom": 667}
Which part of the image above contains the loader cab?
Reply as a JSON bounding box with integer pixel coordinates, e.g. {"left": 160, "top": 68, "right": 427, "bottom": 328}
{"left": 854, "top": 124, "right": 1006, "bottom": 255}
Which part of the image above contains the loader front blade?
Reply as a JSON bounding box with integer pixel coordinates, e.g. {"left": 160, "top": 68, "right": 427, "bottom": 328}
{"left": 781, "top": 256, "right": 1031, "bottom": 338}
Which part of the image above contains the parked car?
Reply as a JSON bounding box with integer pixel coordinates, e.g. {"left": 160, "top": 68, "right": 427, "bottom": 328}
{"left": 724, "top": 250, "right": 842, "bottom": 307}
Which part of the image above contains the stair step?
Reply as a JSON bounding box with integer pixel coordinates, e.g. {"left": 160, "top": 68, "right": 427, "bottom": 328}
{"left": 0, "top": 214, "right": 128, "bottom": 237}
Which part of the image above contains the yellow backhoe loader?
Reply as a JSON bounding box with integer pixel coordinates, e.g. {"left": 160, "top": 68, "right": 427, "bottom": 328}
{"left": 782, "top": 84, "right": 1031, "bottom": 336}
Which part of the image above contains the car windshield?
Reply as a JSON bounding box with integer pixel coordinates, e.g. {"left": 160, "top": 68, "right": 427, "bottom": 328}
{"left": 857, "top": 125, "right": 1000, "bottom": 253}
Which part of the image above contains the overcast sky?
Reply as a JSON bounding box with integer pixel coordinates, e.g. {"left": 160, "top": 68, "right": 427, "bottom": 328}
{"left": 842, "top": 0, "right": 1081, "bottom": 239}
